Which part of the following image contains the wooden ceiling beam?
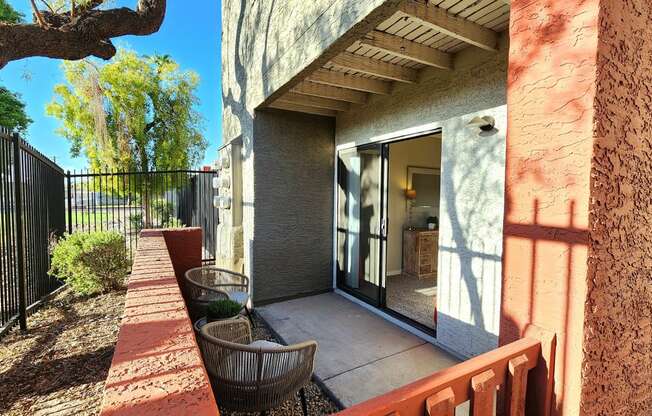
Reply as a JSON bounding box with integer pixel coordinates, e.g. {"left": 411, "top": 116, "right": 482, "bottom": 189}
{"left": 307, "top": 69, "right": 392, "bottom": 95}
{"left": 268, "top": 101, "right": 337, "bottom": 117}
{"left": 292, "top": 81, "right": 368, "bottom": 104}
{"left": 329, "top": 52, "right": 418, "bottom": 83}
{"left": 276, "top": 92, "right": 351, "bottom": 112}
{"left": 360, "top": 30, "right": 452, "bottom": 70}
{"left": 399, "top": 0, "right": 498, "bottom": 52}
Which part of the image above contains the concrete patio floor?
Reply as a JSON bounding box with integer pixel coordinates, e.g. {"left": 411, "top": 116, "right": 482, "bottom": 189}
{"left": 257, "top": 292, "right": 460, "bottom": 408}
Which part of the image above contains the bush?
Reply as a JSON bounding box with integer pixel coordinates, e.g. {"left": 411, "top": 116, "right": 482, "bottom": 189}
{"left": 164, "top": 217, "right": 185, "bottom": 228}
{"left": 206, "top": 299, "right": 243, "bottom": 321}
{"left": 49, "top": 231, "right": 131, "bottom": 295}
{"left": 152, "top": 199, "right": 174, "bottom": 225}
{"left": 128, "top": 212, "right": 143, "bottom": 233}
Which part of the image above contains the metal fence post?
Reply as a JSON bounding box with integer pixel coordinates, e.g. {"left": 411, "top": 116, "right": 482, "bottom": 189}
{"left": 12, "top": 133, "right": 27, "bottom": 331}
{"left": 66, "top": 171, "right": 72, "bottom": 234}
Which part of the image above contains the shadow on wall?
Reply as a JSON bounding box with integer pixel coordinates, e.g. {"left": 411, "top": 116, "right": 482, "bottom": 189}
{"left": 439, "top": 117, "right": 505, "bottom": 337}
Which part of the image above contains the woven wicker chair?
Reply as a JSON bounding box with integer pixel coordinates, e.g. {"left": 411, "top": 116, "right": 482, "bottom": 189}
{"left": 184, "top": 266, "right": 253, "bottom": 325}
{"left": 198, "top": 319, "right": 317, "bottom": 415}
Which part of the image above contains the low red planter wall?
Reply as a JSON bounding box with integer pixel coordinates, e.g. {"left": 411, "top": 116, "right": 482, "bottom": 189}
{"left": 99, "top": 228, "right": 219, "bottom": 416}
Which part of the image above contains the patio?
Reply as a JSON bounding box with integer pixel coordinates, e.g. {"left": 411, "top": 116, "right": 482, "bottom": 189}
{"left": 258, "top": 292, "right": 459, "bottom": 408}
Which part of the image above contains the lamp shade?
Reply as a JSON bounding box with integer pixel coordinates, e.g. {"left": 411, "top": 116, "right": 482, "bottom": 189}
{"left": 405, "top": 189, "right": 417, "bottom": 200}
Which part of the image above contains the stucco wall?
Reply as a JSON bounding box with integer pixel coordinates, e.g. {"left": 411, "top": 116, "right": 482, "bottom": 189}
{"left": 221, "top": 0, "right": 403, "bottom": 281}
{"left": 582, "top": 0, "right": 652, "bottom": 414}
{"left": 437, "top": 107, "right": 506, "bottom": 359}
{"left": 500, "top": 1, "right": 598, "bottom": 415}
{"left": 335, "top": 36, "right": 508, "bottom": 359}
{"left": 251, "top": 109, "right": 335, "bottom": 304}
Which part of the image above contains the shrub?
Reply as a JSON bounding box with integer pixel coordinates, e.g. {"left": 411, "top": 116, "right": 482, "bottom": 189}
{"left": 206, "top": 299, "right": 243, "bottom": 321}
{"left": 152, "top": 199, "right": 174, "bottom": 225}
{"left": 49, "top": 231, "right": 130, "bottom": 295}
{"left": 128, "top": 212, "right": 143, "bottom": 233}
{"left": 164, "top": 217, "right": 185, "bottom": 228}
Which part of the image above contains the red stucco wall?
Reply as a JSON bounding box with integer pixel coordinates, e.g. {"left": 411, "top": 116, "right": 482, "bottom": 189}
{"left": 501, "top": 1, "right": 600, "bottom": 415}
{"left": 581, "top": 1, "right": 652, "bottom": 414}
{"left": 99, "top": 229, "right": 218, "bottom": 416}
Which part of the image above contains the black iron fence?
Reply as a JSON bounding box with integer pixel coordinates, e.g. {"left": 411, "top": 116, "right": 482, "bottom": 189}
{"left": 0, "top": 129, "right": 66, "bottom": 333}
{"left": 66, "top": 169, "right": 218, "bottom": 261}
{"left": 0, "top": 127, "right": 219, "bottom": 336}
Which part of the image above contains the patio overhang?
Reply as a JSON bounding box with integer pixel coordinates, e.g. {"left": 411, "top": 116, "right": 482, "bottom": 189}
{"left": 263, "top": 0, "right": 510, "bottom": 117}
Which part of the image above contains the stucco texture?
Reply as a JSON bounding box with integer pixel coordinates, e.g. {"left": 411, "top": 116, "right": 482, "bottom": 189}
{"left": 334, "top": 36, "right": 508, "bottom": 359}
{"left": 581, "top": 1, "right": 652, "bottom": 415}
{"left": 221, "top": 0, "right": 402, "bottom": 282}
{"left": 252, "top": 109, "right": 335, "bottom": 304}
{"left": 500, "top": 1, "right": 599, "bottom": 415}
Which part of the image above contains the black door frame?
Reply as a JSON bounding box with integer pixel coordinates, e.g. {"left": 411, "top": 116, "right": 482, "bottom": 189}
{"left": 335, "top": 128, "right": 442, "bottom": 335}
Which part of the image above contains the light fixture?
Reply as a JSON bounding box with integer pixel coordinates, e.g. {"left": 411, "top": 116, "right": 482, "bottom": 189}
{"left": 405, "top": 189, "right": 417, "bottom": 200}
{"left": 467, "top": 115, "right": 495, "bottom": 132}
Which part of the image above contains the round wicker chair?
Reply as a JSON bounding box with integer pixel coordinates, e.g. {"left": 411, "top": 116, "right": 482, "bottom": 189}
{"left": 198, "top": 319, "right": 317, "bottom": 415}
{"left": 184, "top": 266, "right": 253, "bottom": 325}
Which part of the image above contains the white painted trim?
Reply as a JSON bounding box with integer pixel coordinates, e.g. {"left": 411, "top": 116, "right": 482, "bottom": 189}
{"left": 386, "top": 269, "right": 402, "bottom": 276}
{"left": 331, "top": 123, "right": 443, "bottom": 292}
{"left": 335, "top": 121, "right": 443, "bottom": 151}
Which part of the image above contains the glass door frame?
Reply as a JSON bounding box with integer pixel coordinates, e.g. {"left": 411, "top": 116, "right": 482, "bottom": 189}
{"left": 334, "top": 128, "right": 442, "bottom": 331}
{"left": 335, "top": 142, "right": 388, "bottom": 307}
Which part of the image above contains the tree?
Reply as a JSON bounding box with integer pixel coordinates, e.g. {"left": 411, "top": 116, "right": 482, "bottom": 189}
{"left": 47, "top": 49, "right": 207, "bottom": 225}
{"left": 0, "top": 0, "right": 166, "bottom": 69}
{"left": 0, "top": 0, "right": 23, "bottom": 24}
{"left": 0, "top": 2, "right": 31, "bottom": 133}
{"left": 47, "top": 49, "right": 207, "bottom": 173}
{"left": 0, "top": 86, "right": 32, "bottom": 132}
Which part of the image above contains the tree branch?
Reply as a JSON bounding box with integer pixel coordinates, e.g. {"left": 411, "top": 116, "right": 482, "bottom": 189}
{"left": 0, "top": 0, "right": 166, "bottom": 69}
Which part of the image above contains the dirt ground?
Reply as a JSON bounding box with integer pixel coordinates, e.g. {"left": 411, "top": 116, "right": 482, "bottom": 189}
{"left": 0, "top": 287, "right": 340, "bottom": 416}
{"left": 0, "top": 288, "right": 125, "bottom": 416}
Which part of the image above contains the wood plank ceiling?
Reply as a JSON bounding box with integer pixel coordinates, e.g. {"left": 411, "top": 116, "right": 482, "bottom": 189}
{"left": 267, "top": 0, "right": 510, "bottom": 118}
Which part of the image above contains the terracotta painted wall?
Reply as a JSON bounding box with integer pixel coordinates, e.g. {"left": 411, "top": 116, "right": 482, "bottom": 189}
{"left": 501, "top": 1, "right": 599, "bottom": 415}
{"left": 582, "top": 0, "right": 652, "bottom": 414}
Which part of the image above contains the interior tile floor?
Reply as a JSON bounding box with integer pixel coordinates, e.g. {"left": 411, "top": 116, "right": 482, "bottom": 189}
{"left": 257, "top": 292, "right": 458, "bottom": 408}
{"left": 385, "top": 273, "right": 436, "bottom": 329}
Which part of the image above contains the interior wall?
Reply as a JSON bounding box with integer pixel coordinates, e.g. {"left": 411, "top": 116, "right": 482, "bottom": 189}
{"left": 252, "top": 109, "right": 335, "bottom": 304}
{"left": 386, "top": 135, "right": 442, "bottom": 274}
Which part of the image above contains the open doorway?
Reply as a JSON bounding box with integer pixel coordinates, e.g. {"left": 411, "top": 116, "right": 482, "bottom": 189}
{"left": 385, "top": 134, "right": 442, "bottom": 331}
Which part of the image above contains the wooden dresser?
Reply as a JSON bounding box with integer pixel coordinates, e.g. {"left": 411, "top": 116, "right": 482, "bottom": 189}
{"left": 403, "top": 229, "right": 438, "bottom": 279}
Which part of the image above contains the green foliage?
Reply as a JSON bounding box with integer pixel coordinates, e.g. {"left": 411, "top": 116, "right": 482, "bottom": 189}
{"left": 206, "top": 299, "right": 243, "bottom": 321}
{"left": 128, "top": 212, "right": 144, "bottom": 232}
{"left": 46, "top": 49, "right": 207, "bottom": 174}
{"left": 49, "top": 231, "right": 130, "bottom": 295}
{"left": 164, "top": 217, "right": 185, "bottom": 228}
{"left": 152, "top": 199, "right": 173, "bottom": 223}
{"left": 0, "top": 86, "right": 32, "bottom": 133}
{"left": 0, "top": 0, "right": 23, "bottom": 23}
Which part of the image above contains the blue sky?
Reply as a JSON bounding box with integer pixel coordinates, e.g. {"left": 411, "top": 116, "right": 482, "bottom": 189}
{"left": 1, "top": 0, "right": 222, "bottom": 171}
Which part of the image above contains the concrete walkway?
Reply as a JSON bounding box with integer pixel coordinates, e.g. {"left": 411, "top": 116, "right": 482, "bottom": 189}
{"left": 257, "top": 292, "right": 460, "bottom": 408}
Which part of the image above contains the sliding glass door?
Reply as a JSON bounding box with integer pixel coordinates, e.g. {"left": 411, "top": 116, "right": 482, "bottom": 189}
{"left": 336, "top": 144, "right": 387, "bottom": 305}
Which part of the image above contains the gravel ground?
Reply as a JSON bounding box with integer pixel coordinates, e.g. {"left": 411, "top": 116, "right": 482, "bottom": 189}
{"left": 0, "top": 287, "right": 341, "bottom": 416}
{"left": 0, "top": 287, "right": 126, "bottom": 416}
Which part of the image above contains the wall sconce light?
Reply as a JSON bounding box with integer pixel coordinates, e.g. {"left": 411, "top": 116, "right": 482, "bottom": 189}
{"left": 467, "top": 116, "right": 495, "bottom": 132}
{"left": 405, "top": 189, "right": 417, "bottom": 200}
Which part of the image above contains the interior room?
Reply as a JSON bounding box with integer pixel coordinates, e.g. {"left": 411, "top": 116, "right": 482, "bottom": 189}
{"left": 385, "top": 134, "right": 442, "bottom": 330}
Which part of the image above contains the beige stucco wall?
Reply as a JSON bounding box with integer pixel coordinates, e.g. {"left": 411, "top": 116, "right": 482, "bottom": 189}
{"left": 334, "top": 35, "right": 508, "bottom": 358}
{"left": 221, "top": 0, "right": 402, "bottom": 280}
{"left": 386, "top": 135, "right": 442, "bottom": 274}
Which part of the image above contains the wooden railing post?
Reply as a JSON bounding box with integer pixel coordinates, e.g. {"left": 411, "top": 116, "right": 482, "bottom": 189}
{"left": 506, "top": 354, "right": 529, "bottom": 416}
{"left": 471, "top": 369, "right": 497, "bottom": 416}
{"left": 426, "top": 387, "right": 455, "bottom": 416}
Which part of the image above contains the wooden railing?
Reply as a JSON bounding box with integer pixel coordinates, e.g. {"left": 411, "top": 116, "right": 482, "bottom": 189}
{"left": 336, "top": 337, "right": 548, "bottom": 416}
